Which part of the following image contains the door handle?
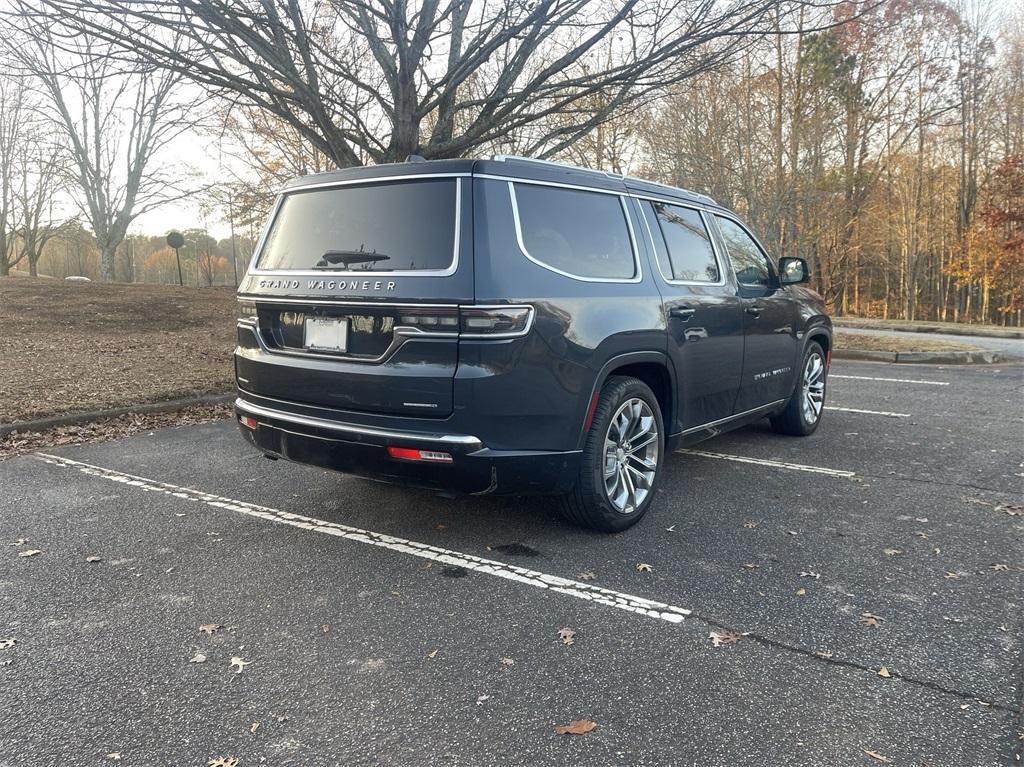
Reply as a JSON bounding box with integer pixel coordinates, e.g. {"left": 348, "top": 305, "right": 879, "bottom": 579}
{"left": 669, "top": 306, "right": 696, "bottom": 321}
{"left": 745, "top": 305, "right": 763, "bottom": 317}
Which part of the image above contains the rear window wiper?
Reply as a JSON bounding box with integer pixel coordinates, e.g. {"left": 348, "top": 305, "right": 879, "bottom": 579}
{"left": 314, "top": 250, "right": 392, "bottom": 270}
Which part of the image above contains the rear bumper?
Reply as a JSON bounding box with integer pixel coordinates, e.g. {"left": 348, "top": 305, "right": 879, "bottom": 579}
{"left": 234, "top": 397, "right": 579, "bottom": 495}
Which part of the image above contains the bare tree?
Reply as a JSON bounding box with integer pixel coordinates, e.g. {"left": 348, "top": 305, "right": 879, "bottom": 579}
{"left": 0, "top": 74, "right": 28, "bottom": 277}
{"left": 14, "top": 0, "right": 843, "bottom": 167}
{"left": 9, "top": 31, "right": 196, "bottom": 281}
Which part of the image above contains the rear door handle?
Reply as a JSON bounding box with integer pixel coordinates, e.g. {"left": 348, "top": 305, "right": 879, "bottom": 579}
{"left": 669, "top": 306, "right": 696, "bottom": 321}
{"left": 745, "top": 305, "right": 763, "bottom": 317}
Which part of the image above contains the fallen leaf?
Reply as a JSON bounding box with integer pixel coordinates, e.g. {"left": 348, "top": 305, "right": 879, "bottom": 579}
{"left": 0, "top": 638, "right": 16, "bottom": 650}
{"left": 743, "top": 520, "right": 759, "bottom": 529}
{"left": 199, "top": 623, "right": 222, "bottom": 635}
{"left": 709, "top": 629, "right": 742, "bottom": 647}
{"left": 426, "top": 649, "right": 438, "bottom": 659}
{"left": 554, "top": 720, "right": 597, "bottom": 735}
{"left": 944, "top": 571, "right": 960, "bottom": 580}
{"left": 990, "top": 563, "right": 1010, "bottom": 572}
{"left": 862, "top": 749, "right": 890, "bottom": 763}
{"left": 86, "top": 556, "right": 102, "bottom": 563}
{"left": 635, "top": 563, "right": 653, "bottom": 572}
{"left": 189, "top": 652, "right": 207, "bottom": 664}
{"left": 742, "top": 563, "right": 759, "bottom": 570}
{"left": 943, "top": 615, "right": 964, "bottom": 624}
{"left": 795, "top": 588, "right": 806, "bottom": 596}
{"left": 882, "top": 548, "right": 903, "bottom": 556}
{"left": 799, "top": 570, "right": 820, "bottom": 579}
{"left": 17, "top": 549, "right": 42, "bottom": 558}
{"left": 557, "top": 627, "right": 576, "bottom": 646}
{"left": 229, "top": 656, "right": 252, "bottom": 674}
{"left": 250, "top": 722, "right": 259, "bottom": 734}
{"left": 858, "top": 613, "right": 884, "bottom": 628}
{"left": 996, "top": 503, "right": 1023, "bottom": 516}
{"left": 11, "top": 538, "right": 27, "bottom": 546}
{"left": 106, "top": 754, "right": 122, "bottom": 762}
{"left": 208, "top": 758, "right": 238, "bottom": 767}
{"left": 321, "top": 624, "right": 330, "bottom": 633}
{"left": 576, "top": 570, "right": 596, "bottom": 581}
{"left": 476, "top": 694, "right": 490, "bottom": 705}
{"left": 815, "top": 649, "right": 834, "bottom": 659}
{"left": 665, "top": 524, "right": 677, "bottom": 532}
{"left": 500, "top": 657, "right": 515, "bottom": 666}
{"left": 877, "top": 666, "right": 891, "bottom": 678}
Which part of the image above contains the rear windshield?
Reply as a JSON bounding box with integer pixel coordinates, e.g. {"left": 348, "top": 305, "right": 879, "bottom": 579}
{"left": 257, "top": 178, "right": 458, "bottom": 272}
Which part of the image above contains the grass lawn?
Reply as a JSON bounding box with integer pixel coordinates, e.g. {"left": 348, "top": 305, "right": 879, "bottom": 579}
{"left": 1, "top": 278, "right": 236, "bottom": 423}
{"left": 832, "top": 330, "right": 980, "bottom": 354}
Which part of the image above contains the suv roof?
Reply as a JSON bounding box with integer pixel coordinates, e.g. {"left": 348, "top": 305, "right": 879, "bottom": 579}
{"left": 281, "top": 156, "right": 722, "bottom": 211}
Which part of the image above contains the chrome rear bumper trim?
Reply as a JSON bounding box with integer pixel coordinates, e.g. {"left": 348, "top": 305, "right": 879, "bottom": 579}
{"left": 234, "top": 398, "right": 482, "bottom": 449}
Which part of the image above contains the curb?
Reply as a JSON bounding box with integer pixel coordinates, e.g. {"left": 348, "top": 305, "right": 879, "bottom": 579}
{"left": 832, "top": 350, "right": 1002, "bottom": 365}
{"left": 834, "top": 320, "right": 1023, "bottom": 340}
{"left": 0, "top": 393, "right": 235, "bottom": 438}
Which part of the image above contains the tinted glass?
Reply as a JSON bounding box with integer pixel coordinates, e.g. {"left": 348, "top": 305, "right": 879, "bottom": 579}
{"left": 514, "top": 183, "right": 634, "bottom": 279}
{"left": 651, "top": 202, "right": 718, "bottom": 282}
{"left": 715, "top": 216, "right": 772, "bottom": 288}
{"left": 257, "top": 179, "right": 457, "bottom": 271}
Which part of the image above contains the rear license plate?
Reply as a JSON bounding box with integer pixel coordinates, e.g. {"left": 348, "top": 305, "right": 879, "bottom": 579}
{"left": 304, "top": 317, "right": 349, "bottom": 353}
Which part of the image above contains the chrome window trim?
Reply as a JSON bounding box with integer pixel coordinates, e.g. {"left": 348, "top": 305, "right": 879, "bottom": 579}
{"left": 237, "top": 297, "right": 460, "bottom": 309}
{"left": 477, "top": 172, "right": 623, "bottom": 196}
{"left": 679, "top": 399, "right": 787, "bottom": 436}
{"left": 247, "top": 176, "right": 463, "bottom": 278}
{"left": 633, "top": 196, "right": 727, "bottom": 288}
{"left": 507, "top": 181, "right": 643, "bottom": 284}
{"left": 235, "top": 397, "right": 482, "bottom": 448}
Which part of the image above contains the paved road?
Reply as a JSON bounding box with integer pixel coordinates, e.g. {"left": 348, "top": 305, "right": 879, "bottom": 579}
{"left": 836, "top": 324, "right": 1024, "bottom": 356}
{"left": 1, "top": 360, "right": 1022, "bottom": 766}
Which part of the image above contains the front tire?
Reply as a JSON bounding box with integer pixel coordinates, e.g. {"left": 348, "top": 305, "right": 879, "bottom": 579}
{"left": 770, "top": 341, "right": 827, "bottom": 436}
{"left": 560, "top": 376, "right": 665, "bottom": 532}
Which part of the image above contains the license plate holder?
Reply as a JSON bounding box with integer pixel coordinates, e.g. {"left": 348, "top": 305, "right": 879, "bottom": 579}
{"left": 304, "top": 317, "right": 349, "bottom": 353}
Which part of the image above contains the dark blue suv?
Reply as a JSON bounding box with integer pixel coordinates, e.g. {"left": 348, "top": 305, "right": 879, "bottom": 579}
{"left": 234, "top": 156, "right": 831, "bottom": 531}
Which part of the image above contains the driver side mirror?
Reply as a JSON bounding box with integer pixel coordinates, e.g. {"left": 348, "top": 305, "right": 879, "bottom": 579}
{"left": 779, "top": 257, "right": 810, "bottom": 285}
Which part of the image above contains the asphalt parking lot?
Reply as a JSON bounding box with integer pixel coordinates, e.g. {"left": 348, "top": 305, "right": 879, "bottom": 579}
{"left": 2, "top": 359, "right": 1022, "bottom": 767}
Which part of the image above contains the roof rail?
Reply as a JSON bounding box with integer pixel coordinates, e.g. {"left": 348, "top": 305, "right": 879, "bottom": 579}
{"left": 491, "top": 154, "right": 716, "bottom": 205}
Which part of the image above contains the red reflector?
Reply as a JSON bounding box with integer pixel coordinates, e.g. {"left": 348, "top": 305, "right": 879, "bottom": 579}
{"left": 387, "top": 446, "right": 453, "bottom": 463}
{"left": 583, "top": 390, "right": 601, "bottom": 432}
{"left": 239, "top": 415, "right": 257, "bottom": 429}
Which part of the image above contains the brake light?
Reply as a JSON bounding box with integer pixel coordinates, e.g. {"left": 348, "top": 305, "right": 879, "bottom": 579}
{"left": 459, "top": 306, "right": 533, "bottom": 337}
{"left": 387, "top": 446, "right": 453, "bottom": 463}
{"left": 239, "top": 415, "right": 257, "bottom": 429}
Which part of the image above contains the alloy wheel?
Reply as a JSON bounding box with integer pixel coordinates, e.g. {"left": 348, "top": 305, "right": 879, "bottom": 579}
{"left": 801, "top": 352, "right": 826, "bottom": 424}
{"left": 603, "top": 398, "right": 659, "bottom": 514}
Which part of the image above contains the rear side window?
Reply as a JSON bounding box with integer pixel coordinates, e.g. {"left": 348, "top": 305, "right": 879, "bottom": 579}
{"left": 714, "top": 216, "right": 772, "bottom": 288}
{"left": 511, "top": 183, "right": 635, "bottom": 280}
{"left": 257, "top": 179, "right": 458, "bottom": 272}
{"left": 641, "top": 201, "right": 719, "bottom": 283}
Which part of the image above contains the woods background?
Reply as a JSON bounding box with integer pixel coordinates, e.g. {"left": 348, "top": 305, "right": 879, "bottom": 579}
{"left": 0, "top": 0, "right": 1020, "bottom": 326}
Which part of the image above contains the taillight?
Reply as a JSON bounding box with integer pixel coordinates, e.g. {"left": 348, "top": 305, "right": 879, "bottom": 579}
{"left": 387, "top": 446, "right": 453, "bottom": 463}
{"left": 459, "top": 305, "right": 533, "bottom": 338}
{"left": 398, "top": 309, "right": 459, "bottom": 330}
{"left": 239, "top": 415, "right": 257, "bottom": 429}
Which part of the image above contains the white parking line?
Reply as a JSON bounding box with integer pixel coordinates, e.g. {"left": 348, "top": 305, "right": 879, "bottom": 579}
{"left": 830, "top": 374, "right": 948, "bottom": 386}
{"left": 827, "top": 405, "right": 911, "bottom": 418}
{"left": 33, "top": 453, "right": 692, "bottom": 625}
{"left": 678, "top": 449, "right": 856, "bottom": 478}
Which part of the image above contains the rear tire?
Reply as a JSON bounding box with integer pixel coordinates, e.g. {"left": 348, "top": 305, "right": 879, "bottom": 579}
{"left": 770, "top": 341, "right": 826, "bottom": 436}
{"left": 560, "top": 376, "right": 665, "bottom": 532}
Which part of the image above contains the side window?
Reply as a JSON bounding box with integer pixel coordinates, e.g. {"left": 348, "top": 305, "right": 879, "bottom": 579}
{"left": 715, "top": 216, "right": 772, "bottom": 289}
{"left": 512, "top": 183, "right": 635, "bottom": 280}
{"left": 644, "top": 201, "right": 719, "bottom": 282}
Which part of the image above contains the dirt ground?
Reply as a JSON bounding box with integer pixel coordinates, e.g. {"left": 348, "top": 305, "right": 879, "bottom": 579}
{"left": 0, "top": 278, "right": 237, "bottom": 423}
{"left": 832, "top": 330, "right": 979, "bottom": 353}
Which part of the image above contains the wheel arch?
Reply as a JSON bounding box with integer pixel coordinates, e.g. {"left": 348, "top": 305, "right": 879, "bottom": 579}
{"left": 576, "top": 351, "right": 677, "bottom": 450}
